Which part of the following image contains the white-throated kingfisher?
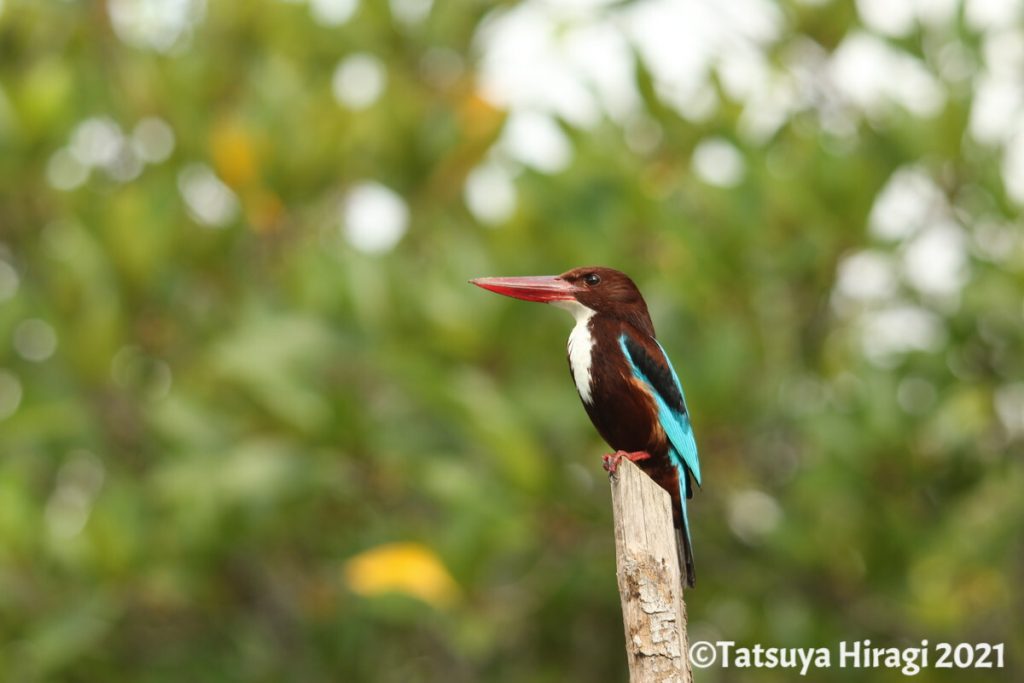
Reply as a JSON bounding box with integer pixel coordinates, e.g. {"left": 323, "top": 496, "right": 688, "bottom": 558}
{"left": 470, "top": 266, "right": 702, "bottom": 587}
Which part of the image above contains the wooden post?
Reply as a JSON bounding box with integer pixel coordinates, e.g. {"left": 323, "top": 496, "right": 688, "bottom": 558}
{"left": 609, "top": 458, "right": 693, "bottom": 683}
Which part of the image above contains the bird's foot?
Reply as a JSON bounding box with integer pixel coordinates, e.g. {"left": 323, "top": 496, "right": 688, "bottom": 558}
{"left": 602, "top": 450, "right": 652, "bottom": 473}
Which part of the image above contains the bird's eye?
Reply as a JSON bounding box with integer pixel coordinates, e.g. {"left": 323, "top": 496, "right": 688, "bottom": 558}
{"left": 583, "top": 273, "right": 601, "bottom": 286}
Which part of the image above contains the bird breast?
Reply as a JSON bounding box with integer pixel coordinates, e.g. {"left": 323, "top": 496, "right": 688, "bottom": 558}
{"left": 567, "top": 312, "right": 596, "bottom": 404}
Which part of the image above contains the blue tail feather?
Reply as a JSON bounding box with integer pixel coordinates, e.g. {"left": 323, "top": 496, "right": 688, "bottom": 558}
{"left": 677, "top": 468, "right": 696, "bottom": 588}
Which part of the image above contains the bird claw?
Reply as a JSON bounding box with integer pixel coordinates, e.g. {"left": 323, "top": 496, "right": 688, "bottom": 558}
{"left": 602, "top": 450, "right": 652, "bottom": 473}
{"left": 602, "top": 453, "right": 619, "bottom": 473}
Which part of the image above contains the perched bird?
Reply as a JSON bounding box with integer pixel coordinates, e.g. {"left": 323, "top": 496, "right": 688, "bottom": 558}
{"left": 470, "top": 266, "right": 702, "bottom": 587}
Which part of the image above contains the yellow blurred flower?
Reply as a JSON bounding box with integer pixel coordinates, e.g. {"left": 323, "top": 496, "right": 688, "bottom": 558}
{"left": 343, "top": 542, "right": 459, "bottom": 609}
{"left": 458, "top": 92, "right": 504, "bottom": 141}
{"left": 210, "top": 120, "right": 260, "bottom": 188}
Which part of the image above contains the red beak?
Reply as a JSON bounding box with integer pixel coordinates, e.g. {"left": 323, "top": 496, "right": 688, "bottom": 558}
{"left": 469, "top": 275, "right": 578, "bottom": 303}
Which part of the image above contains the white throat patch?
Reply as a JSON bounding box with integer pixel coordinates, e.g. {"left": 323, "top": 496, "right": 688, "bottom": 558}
{"left": 553, "top": 300, "right": 596, "bottom": 404}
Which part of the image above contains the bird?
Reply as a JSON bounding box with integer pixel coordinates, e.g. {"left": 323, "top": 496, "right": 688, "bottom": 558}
{"left": 470, "top": 266, "right": 702, "bottom": 587}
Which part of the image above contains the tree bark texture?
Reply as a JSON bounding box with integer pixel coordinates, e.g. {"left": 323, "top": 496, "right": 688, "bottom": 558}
{"left": 609, "top": 458, "right": 693, "bottom": 683}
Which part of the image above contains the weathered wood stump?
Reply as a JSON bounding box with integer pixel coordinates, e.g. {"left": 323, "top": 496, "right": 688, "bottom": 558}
{"left": 609, "top": 458, "right": 693, "bottom": 683}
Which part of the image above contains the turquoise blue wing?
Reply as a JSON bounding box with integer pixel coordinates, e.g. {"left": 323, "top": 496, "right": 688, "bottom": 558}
{"left": 620, "top": 331, "right": 701, "bottom": 586}
{"left": 618, "top": 334, "right": 702, "bottom": 489}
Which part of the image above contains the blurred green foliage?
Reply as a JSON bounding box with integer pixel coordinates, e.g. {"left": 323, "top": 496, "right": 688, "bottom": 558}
{"left": 0, "top": 0, "right": 1022, "bottom": 681}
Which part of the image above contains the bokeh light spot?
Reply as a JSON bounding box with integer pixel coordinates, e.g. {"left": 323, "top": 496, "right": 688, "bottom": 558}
{"left": 464, "top": 161, "right": 517, "bottom": 226}
{"left": 45, "top": 450, "right": 105, "bottom": 541}
{"left": 692, "top": 137, "right": 745, "bottom": 187}
{"left": 728, "top": 490, "right": 782, "bottom": 543}
{"left": 132, "top": 117, "right": 175, "bottom": 163}
{"left": 829, "top": 32, "right": 946, "bottom": 118}
{"left": 70, "top": 117, "right": 122, "bottom": 168}
{"left": 0, "top": 369, "right": 22, "bottom": 420}
{"left": 861, "top": 305, "right": 945, "bottom": 364}
{"left": 1002, "top": 132, "right": 1024, "bottom": 205}
{"left": 902, "top": 221, "right": 969, "bottom": 297}
{"left": 310, "top": 0, "right": 358, "bottom": 26}
{"left": 855, "top": 0, "right": 915, "bottom": 37}
{"left": 0, "top": 259, "right": 20, "bottom": 301}
{"left": 869, "top": 166, "right": 945, "bottom": 241}
{"left": 105, "top": 144, "right": 144, "bottom": 183}
{"left": 108, "top": 0, "right": 206, "bottom": 53}
{"left": 965, "top": 0, "right": 1021, "bottom": 31}
{"left": 995, "top": 383, "right": 1024, "bottom": 439}
{"left": 499, "top": 111, "right": 572, "bottom": 174}
{"left": 342, "top": 181, "right": 409, "bottom": 254}
{"left": 46, "top": 148, "right": 89, "bottom": 190}
{"left": 178, "top": 163, "right": 239, "bottom": 228}
{"left": 390, "top": 0, "right": 432, "bottom": 25}
{"left": 13, "top": 319, "right": 58, "bottom": 362}
{"left": 836, "top": 250, "right": 898, "bottom": 302}
{"left": 332, "top": 54, "right": 386, "bottom": 109}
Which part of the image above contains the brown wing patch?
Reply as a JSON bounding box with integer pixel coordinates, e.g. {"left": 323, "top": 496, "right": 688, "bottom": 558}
{"left": 622, "top": 373, "right": 667, "bottom": 453}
